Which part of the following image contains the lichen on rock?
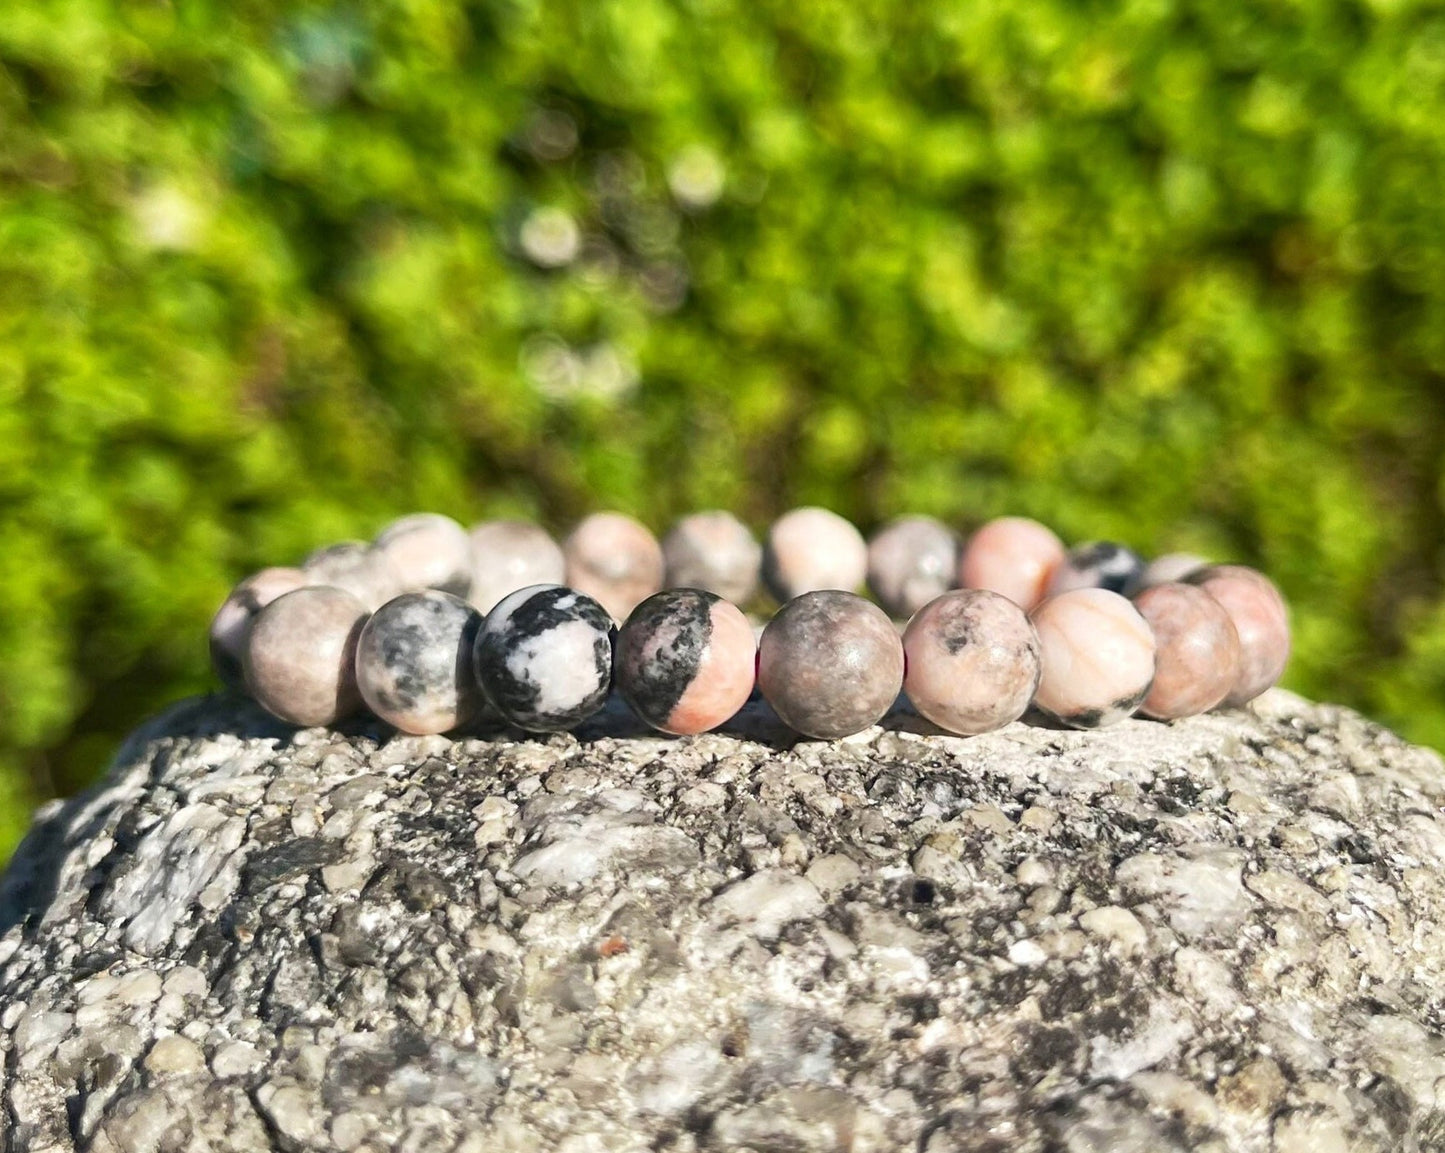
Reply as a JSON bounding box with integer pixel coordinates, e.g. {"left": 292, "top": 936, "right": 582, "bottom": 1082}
{"left": 1, "top": 689, "right": 1444, "bottom": 1151}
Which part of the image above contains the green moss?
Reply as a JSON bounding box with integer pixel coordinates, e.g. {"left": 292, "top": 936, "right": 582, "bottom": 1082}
{"left": 3, "top": 0, "right": 1445, "bottom": 857}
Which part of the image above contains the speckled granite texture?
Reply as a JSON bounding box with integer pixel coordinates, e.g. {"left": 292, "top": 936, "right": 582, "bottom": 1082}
{"left": 2, "top": 690, "right": 1444, "bottom": 1152}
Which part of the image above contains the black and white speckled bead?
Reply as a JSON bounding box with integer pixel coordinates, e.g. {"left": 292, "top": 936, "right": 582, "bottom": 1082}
{"left": 355, "top": 591, "right": 488, "bottom": 734}
{"left": 472, "top": 584, "right": 615, "bottom": 731}
{"left": 1046, "top": 541, "right": 1147, "bottom": 598}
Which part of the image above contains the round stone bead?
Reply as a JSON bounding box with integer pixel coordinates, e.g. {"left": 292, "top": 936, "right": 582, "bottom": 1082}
{"left": 614, "top": 589, "right": 756, "bottom": 735}
{"left": 209, "top": 567, "right": 309, "bottom": 690}
{"left": 1029, "top": 589, "right": 1156, "bottom": 729}
{"left": 1185, "top": 565, "right": 1290, "bottom": 706}
{"left": 355, "top": 591, "right": 487, "bottom": 734}
{"left": 1132, "top": 583, "right": 1242, "bottom": 720}
{"left": 903, "top": 590, "right": 1041, "bottom": 735}
{"left": 762, "top": 507, "right": 867, "bottom": 602}
{"left": 469, "top": 520, "right": 566, "bottom": 613}
{"left": 867, "top": 516, "right": 959, "bottom": 619}
{"left": 662, "top": 511, "right": 762, "bottom": 605}
{"left": 374, "top": 513, "right": 473, "bottom": 598}
{"left": 1046, "top": 542, "right": 1147, "bottom": 598}
{"left": 302, "top": 541, "right": 403, "bottom": 609}
{"left": 1138, "top": 552, "right": 1208, "bottom": 590}
{"left": 757, "top": 591, "right": 904, "bottom": 739}
{"left": 563, "top": 512, "right": 665, "bottom": 623}
{"left": 958, "top": 517, "right": 1066, "bottom": 611}
{"left": 473, "top": 584, "right": 615, "bottom": 731}
{"left": 243, "top": 587, "right": 369, "bottom": 727}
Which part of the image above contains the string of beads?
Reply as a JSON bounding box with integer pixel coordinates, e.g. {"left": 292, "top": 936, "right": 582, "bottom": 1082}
{"left": 210, "top": 509, "right": 1290, "bottom": 740}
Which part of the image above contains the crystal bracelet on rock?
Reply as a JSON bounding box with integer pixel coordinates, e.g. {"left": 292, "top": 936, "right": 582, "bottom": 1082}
{"left": 211, "top": 508, "right": 1291, "bottom": 741}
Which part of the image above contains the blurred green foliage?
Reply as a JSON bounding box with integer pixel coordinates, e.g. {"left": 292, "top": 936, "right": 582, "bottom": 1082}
{"left": 3, "top": 0, "right": 1445, "bottom": 857}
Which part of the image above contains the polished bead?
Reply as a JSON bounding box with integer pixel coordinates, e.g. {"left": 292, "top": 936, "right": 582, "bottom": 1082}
{"left": 355, "top": 591, "right": 487, "bottom": 734}
{"left": 1132, "top": 583, "right": 1242, "bottom": 719}
{"left": 1186, "top": 565, "right": 1290, "bottom": 706}
{"left": 757, "top": 591, "right": 903, "bottom": 738}
{"left": 614, "top": 589, "right": 756, "bottom": 734}
{"left": 762, "top": 507, "right": 867, "bottom": 602}
{"left": 244, "top": 587, "right": 369, "bottom": 727}
{"left": 473, "top": 584, "right": 614, "bottom": 731}
{"left": 1046, "top": 541, "right": 1146, "bottom": 598}
{"left": 958, "top": 517, "right": 1066, "bottom": 611}
{"left": 903, "top": 590, "right": 1041, "bottom": 735}
{"left": 374, "top": 513, "right": 473, "bottom": 598}
{"left": 209, "top": 567, "right": 309, "bottom": 690}
{"left": 867, "top": 516, "right": 959, "bottom": 619}
{"left": 1030, "top": 589, "right": 1155, "bottom": 729}
{"left": 563, "top": 512, "right": 664, "bottom": 622}
{"left": 469, "top": 520, "right": 566, "bottom": 613}
{"left": 662, "top": 511, "right": 762, "bottom": 605}
{"left": 1138, "top": 553, "right": 1208, "bottom": 589}
{"left": 302, "top": 541, "right": 403, "bottom": 609}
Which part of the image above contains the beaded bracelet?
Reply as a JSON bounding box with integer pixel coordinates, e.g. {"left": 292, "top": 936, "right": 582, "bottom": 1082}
{"left": 210, "top": 509, "right": 1290, "bottom": 741}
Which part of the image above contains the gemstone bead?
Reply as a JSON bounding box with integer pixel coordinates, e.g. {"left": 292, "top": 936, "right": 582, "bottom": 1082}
{"left": 1046, "top": 542, "right": 1147, "bottom": 598}
{"left": 1138, "top": 552, "right": 1208, "bottom": 589}
{"left": 355, "top": 591, "right": 487, "bottom": 734}
{"left": 614, "top": 589, "right": 756, "bottom": 734}
{"left": 662, "top": 511, "right": 762, "bottom": 605}
{"left": 563, "top": 512, "right": 664, "bottom": 622}
{"left": 469, "top": 520, "right": 566, "bottom": 613}
{"left": 374, "top": 513, "right": 473, "bottom": 598}
{"left": 1029, "top": 588, "right": 1155, "bottom": 729}
{"left": 902, "top": 590, "right": 1041, "bottom": 735}
{"left": 243, "top": 587, "right": 369, "bottom": 727}
{"left": 958, "top": 517, "right": 1066, "bottom": 611}
{"left": 762, "top": 507, "right": 867, "bottom": 602}
{"left": 473, "top": 584, "right": 614, "bottom": 731}
{"left": 867, "top": 516, "right": 959, "bottom": 619}
{"left": 1131, "top": 582, "right": 1242, "bottom": 720}
{"left": 302, "top": 541, "right": 403, "bottom": 609}
{"left": 209, "top": 567, "right": 309, "bottom": 690}
{"left": 757, "top": 591, "right": 903, "bottom": 738}
{"left": 1186, "top": 565, "right": 1290, "bottom": 706}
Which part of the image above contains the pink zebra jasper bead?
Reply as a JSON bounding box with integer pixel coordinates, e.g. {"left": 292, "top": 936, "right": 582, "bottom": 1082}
{"left": 614, "top": 589, "right": 756, "bottom": 735}
{"left": 374, "top": 513, "right": 473, "bottom": 598}
{"left": 1138, "top": 553, "right": 1208, "bottom": 589}
{"left": 469, "top": 520, "right": 566, "bottom": 613}
{"left": 355, "top": 591, "right": 488, "bottom": 734}
{"left": 758, "top": 591, "right": 903, "bottom": 739}
{"left": 958, "top": 517, "right": 1066, "bottom": 611}
{"left": 302, "top": 541, "right": 403, "bottom": 609}
{"left": 903, "top": 590, "right": 1041, "bottom": 735}
{"left": 564, "top": 512, "right": 665, "bottom": 622}
{"left": 209, "top": 567, "right": 309, "bottom": 690}
{"left": 867, "top": 516, "right": 959, "bottom": 619}
{"left": 662, "top": 511, "right": 762, "bottom": 605}
{"left": 1046, "top": 542, "right": 1146, "bottom": 598}
{"left": 1029, "top": 589, "right": 1156, "bottom": 729}
{"left": 762, "top": 507, "right": 867, "bottom": 601}
{"left": 1186, "top": 565, "right": 1290, "bottom": 706}
{"left": 1132, "top": 583, "right": 1242, "bottom": 720}
{"left": 244, "top": 587, "right": 369, "bottom": 727}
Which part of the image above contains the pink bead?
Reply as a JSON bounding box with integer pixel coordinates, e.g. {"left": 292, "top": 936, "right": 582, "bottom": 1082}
{"left": 469, "top": 520, "right": 566, "bottom": 613}
{"left": 302, "top": 541, "right": 403, "bottom": 609}
{"left": 1186, "top": 565, "right": 1290, "bottom": 706}
{"left": 244, "top": 587, "right": 369, "bottom": 727}
{"left": 563, "top": 512, "right": 665, "bottom": 622}
{"left": 958, "top": 517, "right": 1066, "bottom": 611}
{"left": 903, "top": 590, "right": 1040, "bottom": 735}
{"left": 374, "top": 513, "right": 473, "bottom": 598}
{"left": 1029, "top": 589, "right": 1156, "bottom": 728}
{"left": 662, "top": 511, "right": 762, "bottom": 605}
{"left": 209, "top": 567, "right": 309, "bottom": 690}
{"left": 867, "top": 516, "right": 959, "bottom": 619}
{"left": 1132, "top": 583, "right": 1242, "bottom": 719}
{"left": 762, "top": 507, "right": 867, "bottom": 601}
{"left": 1138, "top": 553, "right": 1208, "bottom": 589}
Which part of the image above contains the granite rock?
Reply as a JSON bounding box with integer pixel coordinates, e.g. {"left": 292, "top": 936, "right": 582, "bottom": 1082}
{"left": 2, "top": 690, "right": 1444, "bottom": 1152}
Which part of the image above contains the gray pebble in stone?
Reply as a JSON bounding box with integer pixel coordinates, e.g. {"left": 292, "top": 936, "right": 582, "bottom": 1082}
{"left": 355, "top": 591, "right": 487, "bottom": 734}
{"left": 1047, "top": 541, "right": 1147, "bottom": 598}
{"left": 867, "top": 515, "right": 959, "bottom": 619}
{"left": 209, "top": 567, "right": 309, "bottom": 690}
{"left": 758, "top": 590, "right": 903, "bottom": 738}
{"left": 662, "top": 511, "right": 762, "bottom": 605}
{"left": 302, "top": 541, "right": 403, "bottom": 609}
{"left": 243, "top": 587, "right": 369, "bottom": 726}
{"left": 473, "top": 584, "right": 615, "bottom": 731}
{"left": 374, "top": 513, "right": 473, "bottom": 598}
{"left": 468, "top": 520, "right": 566, "bottom": 613}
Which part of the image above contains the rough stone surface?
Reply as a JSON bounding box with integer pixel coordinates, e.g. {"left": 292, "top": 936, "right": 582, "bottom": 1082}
{"left": 2, "top": 689, "right": 1444, "bottom": 1152}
